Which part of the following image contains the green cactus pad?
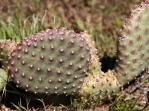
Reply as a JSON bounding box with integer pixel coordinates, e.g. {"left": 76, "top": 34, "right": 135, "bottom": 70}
{"left": 115, "top": 1, "right": 149, "bottom": 85}
{"left": 0, "top": 68, "right": 8, "bottom": 90}
{"left": 81, "top": 32, "right": 101, "bottom": 74}
{"left": 0, "top": 40, "right": 17, "bottom": 70}
{"left": 8, "top": 28, "right": 91, "bottom": 95}
{"left": 79, "top": 70, "right": 122, "bottom": 101}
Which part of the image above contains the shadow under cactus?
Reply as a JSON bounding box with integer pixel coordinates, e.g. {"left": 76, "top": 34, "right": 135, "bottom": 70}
{"left": 99, "top": 52, "right": 116, "bottom": 72}
{"left": 1, "top": 82, "right": 72, "bottom": 110}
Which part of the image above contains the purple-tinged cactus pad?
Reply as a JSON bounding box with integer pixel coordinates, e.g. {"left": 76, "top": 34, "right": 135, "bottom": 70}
{"left": 8, "top": 28, "right": 91, "bottom": 95}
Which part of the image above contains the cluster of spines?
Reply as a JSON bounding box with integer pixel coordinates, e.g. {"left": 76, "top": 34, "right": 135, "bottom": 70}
{"left": 8, "top": 28, "right": 91, "bottom": 95}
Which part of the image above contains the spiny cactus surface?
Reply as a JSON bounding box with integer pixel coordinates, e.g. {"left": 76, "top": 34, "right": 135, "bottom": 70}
{"left": 0, "top": 40, "right": 17, "bottom": 70}
{"left": 8, "top": 28, "right": 91, "bottom": 95}
{"left": 81, "top": 32, "right": 101, "bottom": 74}
{"left": 115, "top": 1, "right": 149, "bottom": 85}
{"left": 79, "top": 70, "right": 122, "bottom": 101}
{"left": 79, "top": 0, "right": 149, "bottom": 101}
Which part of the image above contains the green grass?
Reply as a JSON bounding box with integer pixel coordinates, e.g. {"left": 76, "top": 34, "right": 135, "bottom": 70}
{"left": 109, "top": 95, "right": 144, "bottom": 111}
{"left": 0, "top": 0, "right": 148, "bottom": 110}
{"left": 0, "top": 13, "right": 46, "bottom": 41}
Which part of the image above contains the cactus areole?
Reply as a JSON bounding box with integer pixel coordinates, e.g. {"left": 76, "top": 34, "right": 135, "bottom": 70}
{"left": 8, "top": 28, "right": 91, "bottom": 95}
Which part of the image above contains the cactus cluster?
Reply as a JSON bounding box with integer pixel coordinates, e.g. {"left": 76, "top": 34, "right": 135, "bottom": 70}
{"left": 0, "top": 0, "right": 148, "bottom": 104}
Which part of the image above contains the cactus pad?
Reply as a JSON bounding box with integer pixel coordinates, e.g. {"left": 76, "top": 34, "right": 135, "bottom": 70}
{"left": 115, "top": 1, "right": 149, "bottom": 85}
{"left": 0, "top": 40, "right": 17, "bottom": 70}
{"left": 8, "top": 28, "right": 91, "bottom": 95}
{"left": 79, "top": 70, "right": 122, "bottom": 101}
{"left": 81, "top": 32, "right": 101, "bottom": 74}
{"left": 0, "top": 68, "right": 8, "bottom": 90}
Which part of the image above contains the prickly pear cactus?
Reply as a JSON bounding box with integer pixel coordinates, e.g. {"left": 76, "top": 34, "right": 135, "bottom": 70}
{"left": 8, "top": 28, "right": 91, "bottom": 95}
{"left": 7, "top": 0, "right": 149, "bottom": 103}
{"left": 115, "top": 1, "right": 149, "bottom": 85}
{"left": 0, "top": 40, "right": 17, "bottom": 70}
